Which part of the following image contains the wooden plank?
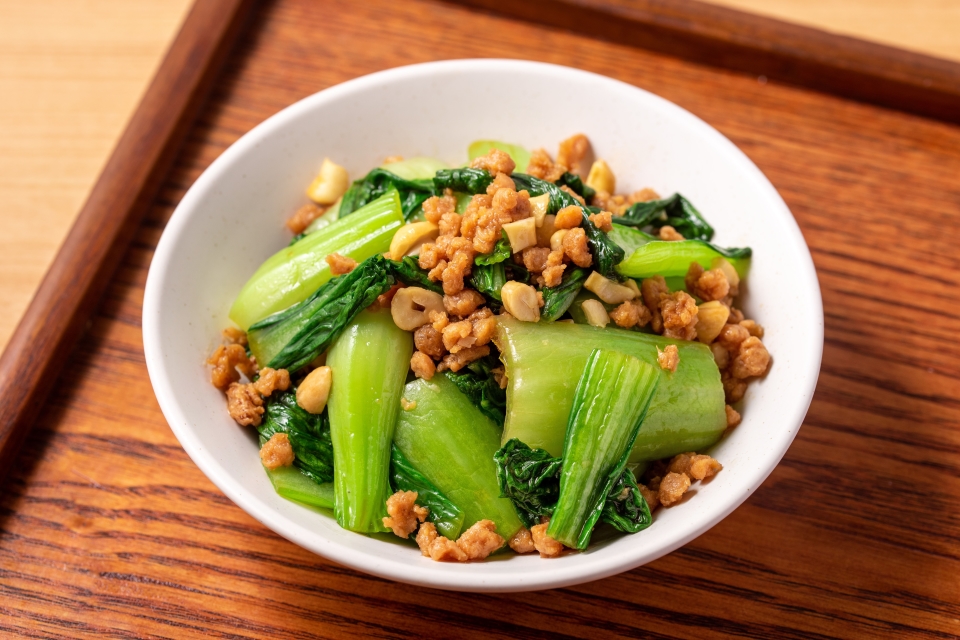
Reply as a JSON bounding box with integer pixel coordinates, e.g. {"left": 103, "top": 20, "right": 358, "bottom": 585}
{"left": 0, "top": 0, "right": 195, "bottom": 354}
{"left": 2, "top": 0, "right": 959, "bottom": 637}
{"left": 708, "top": 0, "right": 960, "bottom": 63}
{"left": 451, "top": 0, "right": 960, "bottom": 124}
{"left": 0, "top": 0, "right": 253, "bottom": 484}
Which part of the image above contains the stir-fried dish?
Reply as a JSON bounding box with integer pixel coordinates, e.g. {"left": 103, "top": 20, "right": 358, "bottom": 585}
{"left": 206, "top": 135, "right": 771, "bottom": 561}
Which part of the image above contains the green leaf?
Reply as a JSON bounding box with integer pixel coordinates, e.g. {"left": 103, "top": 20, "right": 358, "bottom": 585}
{"left": 599, "top": 467, "right": 652, "bottom": 533}
{"left": 539, "top": 268, "right": 587, "bottom": 322}
{"left": 496, "top": 316, "right": 726, "bottom": 462}
{"left": 443, "top": 353, "right": 506, "bottom": 426}
{"left": 327, "top": 310, "right": 412, "bottom": 533}
{"left": 548, "top": 349, "right": 660, "bottom": 548}
{"left": 510, "top": 173, "right": 624, "bottom": 278}
{"left": 555, "top": 172, "right": 595, "bottom": 202}
{"left": 475, "top": 233, "right": 511, "bottom": 266}
{"left": 469, "top": 262, "right": 506, "bottom": 304}
{"left": 614, "top": 193, "right": 714, "bottom": 241}
{"left": 265, "top": 466, "right": 334, "bottom": 510}
{"left": 608, "top": 224, "right": 751, "bottom": 280}
{"left": 493, "top": 439, "right": 562, "bottom": 528}
{"left": 259, "top": 391, "right": 334, "bottom": 484}
{"left": 340, "top": 169, "right": 435, "bottom": 220}
{"left": 433, "top": 167, "right": 494, "bottom": 195}
{"left": 495, "top": 437, "right": 656, "bottom": 536}
{"left": 250, "top": 254, "right": 395, "bottom": 372}
{"left": 395, "top": 376, "right": 523, "bottom": 538}
{"left": 390, "top": 445, "right": 465, "bottom": 539}
{"left": 389, "top": 256, "right": 443, "bottom": 294}
{"left": 230, "top": 190, "right": 402, "bottom": 330}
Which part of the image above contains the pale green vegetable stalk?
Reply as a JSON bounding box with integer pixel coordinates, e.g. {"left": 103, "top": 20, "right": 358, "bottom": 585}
{"left": 467, "top": 140, "right": 530, "bottom": 173}
{"left": 327, "top": 309, "right": 413, "bottom": 532}
{"left": 394, "top": 375, "right": 524, "bottom": 540}
{"left": 230, "top": 191, "right": 403, "bottom": 330}
{"left": 547, "top": 349, "right": 660, "bottom": 549}
{"left": 378, "top": 156, "right": 450, "bottom": 180}
{"left": 495, "top": 316, "right": 726, "bottom": 462}
{"left": 266, "top": 466, "right": 334, "bottom": 510}
{"left": 609, "top": 225, "right": 750, "bottom": 280}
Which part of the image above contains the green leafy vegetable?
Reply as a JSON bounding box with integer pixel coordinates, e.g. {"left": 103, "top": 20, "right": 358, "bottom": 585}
{"left": 339, "top": 169, "right": 435, "bottom": 220}
{"left": 493, "top": 439, "right": 562, "bottom": 527}
{"left": 327, "top": 309, "right": 412, "bottom": 533}
{"left": 433, "top": 167, "right": 494, "bottom": 195}
{"left": 608, "top": 225, "right": 751, "bottom": 281}
{"left": 260, "top": 390, "right": 464, "bottom": 535}
{"left": 389, "top": 256, "right": 443, "bottom": 294}
{"left": 495, "top": 438, "right": 654, "bottom": 535}
{"left": 248, "top": 253, "right": 395, "bottom": 371}
{"left": 548, "top": 349, "right": 659, "bottom": 548}
{"left": 614, "top": 193, "right": 714, "bottom": 241}
{"left": 555, "top": 172, "right": 595, "bottom": 202}
{"left": 443, "top": 353, "right": 506, "bottom": 426}
{"left": 302, "top": 199, "right": 341, "bottom": 235}
{"left": 497, "top": 316, "right": 726, "bottom": 462}
{"left": 468, "top": 140, "right": 531, "bottom": 173}
{"left": 539, "top": 268, "right": 587, "bottom": 322}
{"left": 390, "top": 445, "right": 464, "bottom": 539}
{"left": 378, "top": 157, "right": 449, "bottom": 180}
{"left": 599, "top": 467, "right": 652, "bottom": 534}
{"left": 469, "top": 262, "right": 507, "bottom": 304}
{"left": 394, "top": 375, "right": 523, "bottom": 538}
{"left": 259, "top": 390, "right": 334, "bottom": 484}
{"left": 230, "top": 190, "right": 403, "bottom": 330}
{"left": 475, "top": 233, "right": 511, "bottom": 266}
{"left": 265, "top": 466, "right": 334, "bottom": 510}
{"left": 510, "top": 173, "right": 624, "bottom": 278}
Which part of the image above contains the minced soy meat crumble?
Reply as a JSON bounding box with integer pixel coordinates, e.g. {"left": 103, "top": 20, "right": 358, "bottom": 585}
{"left": 205, "top": 133, "right": 771, "bottom": 562}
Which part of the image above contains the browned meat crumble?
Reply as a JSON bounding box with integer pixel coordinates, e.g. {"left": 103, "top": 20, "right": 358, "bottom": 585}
{"left": 259, "top": 433, "right": 295, "bottom": 469}
{"left": 383, "top": 490, "right": 429, "bottom": 539}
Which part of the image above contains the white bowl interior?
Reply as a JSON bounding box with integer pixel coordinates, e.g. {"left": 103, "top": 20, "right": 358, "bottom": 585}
{"left": 143, "top": 59, "right": 823, "bottom": 592}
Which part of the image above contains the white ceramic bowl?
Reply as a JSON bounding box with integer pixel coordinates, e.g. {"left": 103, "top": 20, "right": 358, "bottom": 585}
{"left": 143, "top": 59, "right": 823, "bottom": 592}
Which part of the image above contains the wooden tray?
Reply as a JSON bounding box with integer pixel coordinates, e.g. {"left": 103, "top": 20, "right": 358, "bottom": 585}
{"left": 2, "top": 0, "right": 959, "bottom": 636}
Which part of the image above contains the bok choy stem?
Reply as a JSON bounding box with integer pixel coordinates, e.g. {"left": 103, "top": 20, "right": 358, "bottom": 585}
{"left": 547, "top": 349, "right": 660, "bottom": 549}
{"left": 230, "top": 190, "right": 404, "bottom": 330}
{"left": 249, "top": 253, "right": 395, "bottom": 371}
{"left": 327, "top": 309, "right": 412, "bottom": 533}
{"left": 394, "top": 375, "right": 523, "bottom": 539}
{"left": 495, "top": 316, "right": 726, "bottom": 462}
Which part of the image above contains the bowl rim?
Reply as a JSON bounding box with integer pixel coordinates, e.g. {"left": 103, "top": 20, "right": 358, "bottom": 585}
{"left": 143, "top": 58, "right": 824, "bottom": 592}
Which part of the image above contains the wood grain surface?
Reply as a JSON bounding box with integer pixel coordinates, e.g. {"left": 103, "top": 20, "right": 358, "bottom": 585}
{"left": 0, "top": 0, "right": 252, "bottom": 485}
{"left": 453, "top": 0, "right": 960, "bottom": 125}
{"left": 709, "top": 0, "right": 960, "bottom": 63}
{"left": 2, "top": 0, "right": 960, "bottom": 637}
{"left": 0, "top": 0, "right": 193, "bottom": 353}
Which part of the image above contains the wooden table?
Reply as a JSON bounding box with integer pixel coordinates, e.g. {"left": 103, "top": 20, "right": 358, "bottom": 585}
{"left": 2, "top": 0, "right": 959, "bottom": 637}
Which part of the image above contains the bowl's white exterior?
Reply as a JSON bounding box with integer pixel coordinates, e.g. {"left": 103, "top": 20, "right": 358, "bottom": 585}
{"left": 143, "top": 59, "right": 823, "bottom": 592}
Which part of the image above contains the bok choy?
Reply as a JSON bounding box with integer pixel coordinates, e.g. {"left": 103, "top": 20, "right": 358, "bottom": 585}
{"left": 547, "top": 349, "right": 659, "bottom": 548}
{"left": 613, "top": 193, "right": 714, "bottom": 241}
{"left": 394, "top": 375, "right": 523, "bottom": 538}
{"left": 327, "top": 309, "right": 412, "bottom": 533}
{"left": 248, "top": 254, "right": 396, "bottom": 371}
{"left": 608, "top": 225, "right": 751, "bottom": 281}
{"left": 339, "top": 169, "right": 435, "bottom": 220}
{"left": 495, "top": 316, "right": 726, "bottom": 462}
{"left": 230, "top": 190, "right": 404, "bottom": 330}
{"left": 495, "top": 437, "right": 653, "bottom": 537}
{"left": 390, "top": 446, "right": 464, "bottom": 539}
